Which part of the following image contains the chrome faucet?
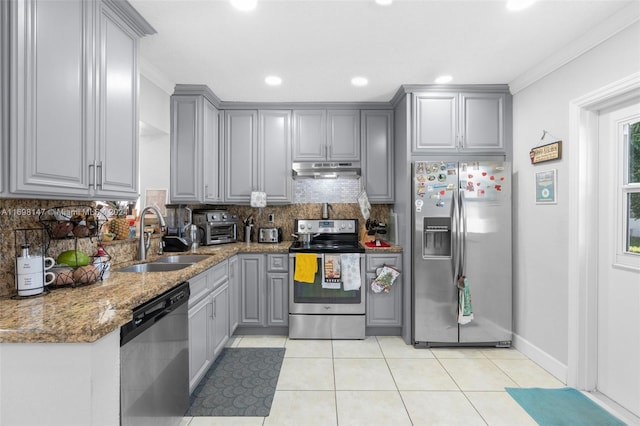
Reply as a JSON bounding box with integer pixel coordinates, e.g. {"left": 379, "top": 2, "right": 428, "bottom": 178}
{"left": 138, "top": 206, "right": 167, "bottom": 261}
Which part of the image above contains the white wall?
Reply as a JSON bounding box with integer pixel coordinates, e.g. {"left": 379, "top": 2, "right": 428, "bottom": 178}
{"left": 138, "top": 75, "right": 171, "bottom": 209}
{"left": 512, "top": 21, "right": 640, "bottom": 375}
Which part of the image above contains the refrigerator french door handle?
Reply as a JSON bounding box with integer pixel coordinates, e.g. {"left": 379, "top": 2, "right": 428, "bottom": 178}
{"left": 459, "top": 191, "right": 467, "bottom": 276}
{"left": 452, "top": 192, "right": 459, "bottom": 284}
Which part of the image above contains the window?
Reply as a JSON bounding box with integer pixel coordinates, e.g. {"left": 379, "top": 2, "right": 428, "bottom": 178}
{"left": 623, "top": 120, "right": 640, "bottom": 255}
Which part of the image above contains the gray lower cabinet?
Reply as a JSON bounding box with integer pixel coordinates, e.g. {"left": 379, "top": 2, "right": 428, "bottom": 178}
{"left": 361, "top": 110, "right": 394, "bottom": 203}
{"left": 365, "top": 253, "right": 403, "bottom": 327}
{"left": 228, "top": 255, "right": 239, "bottom": 335}
{"left": 224, "top": 110, "right": 291, "bottom": 204}
{"left": 188, "top": 271, "right": 213, "bottom": 394}
{"left": 238, "top": 253, "right": 265, "bottom": 325}
{"left": 412, "top": 90, "right": 508, "bottom": 154}
{"left": 238, "top": 253, "right": 289, "bottom": 328}
{"left": 211, "top": 284, "right": 229, "bottom": 355}
{"left": 170, "top": 86, "right": 221, "bottom": 203}
{"left": 5, "top": 0, "right": 153, "bottom": 200}
{"left": 188, "top": 260, "right": 229, "bottom": 394}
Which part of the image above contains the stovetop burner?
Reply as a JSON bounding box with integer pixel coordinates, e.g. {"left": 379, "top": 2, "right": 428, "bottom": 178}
{"left": 289, "top": 240, "right": 364, "bottom": 253}
{"left": 289, "top": 218, "right": 364, "bottom": 253}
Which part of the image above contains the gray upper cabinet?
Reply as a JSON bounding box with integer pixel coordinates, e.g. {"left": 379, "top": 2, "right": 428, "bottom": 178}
{"left": 292, "top": 109, "right": 360, "bottom": 161}
{"left": 224, "top": 109, "right": 291, "bottom": 204}
{"left": 5, "top": 0, "right": 153, "bottom": 200}
{"left": 412, "top": 90, "right": 507, "bottom": 154}
{"left": 259, "top": 110, "right": 292, "bottom": 203}
{"left": 0, "top": 0, "right": 8, "bottom": 195}
{"left": 224, "top": 110, "right": 258, "bottom": 203}
{"left": 361, "top": 110, "right": 394, "bottom": 203}
{"left": 170, "top": 89, "right": 221, "bottom": 204}
{"left": 459, "top": 92, "right": 505, "bottom": 151}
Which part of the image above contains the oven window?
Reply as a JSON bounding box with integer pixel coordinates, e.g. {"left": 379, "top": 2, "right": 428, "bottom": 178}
{"left": 292, "top": 257, "right": 361, "bottom": 304}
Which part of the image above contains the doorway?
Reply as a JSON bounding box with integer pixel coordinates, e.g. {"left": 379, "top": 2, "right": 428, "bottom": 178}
{"left": 568, "top": 73, "right": 640, "bottom": 422}
{"left": 597, "top": 102, "right": 639, "bottom": 417}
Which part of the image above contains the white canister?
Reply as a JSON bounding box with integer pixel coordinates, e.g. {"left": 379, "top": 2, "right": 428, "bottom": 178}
{"left": 15, "top": 244, "right": 55, "bottom": 296}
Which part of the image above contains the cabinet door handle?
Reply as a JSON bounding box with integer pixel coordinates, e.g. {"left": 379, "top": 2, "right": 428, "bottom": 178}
{"left": 96, "top": 162, "right": 103, "bottom": 189}
{"left": 88, "top": 163, "right": 95, "bottom": 188}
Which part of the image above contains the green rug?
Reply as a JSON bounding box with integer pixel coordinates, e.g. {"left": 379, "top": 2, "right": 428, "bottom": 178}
{"left": 506, "top": 387, "right": 626, "bottom": 426}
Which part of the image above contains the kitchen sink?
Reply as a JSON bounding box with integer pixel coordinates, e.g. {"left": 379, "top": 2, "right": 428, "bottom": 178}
{"left": 115, "top": 263, "right": 193, "bottom": 273}
{"left": 153, "top": 255, "right": 210, "bottom": 264}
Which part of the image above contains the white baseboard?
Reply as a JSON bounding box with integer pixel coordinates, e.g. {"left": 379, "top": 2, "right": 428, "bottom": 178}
{"left": 512, "top": 333, "right": 568, "bottom": 384}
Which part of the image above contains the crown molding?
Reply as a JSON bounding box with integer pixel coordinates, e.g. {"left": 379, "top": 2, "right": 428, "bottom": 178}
{"left": 139, "top": 57, "right": 175, "bottom": 95}
{"left": 509, "top": 2, "right": 640, "bottom": 95}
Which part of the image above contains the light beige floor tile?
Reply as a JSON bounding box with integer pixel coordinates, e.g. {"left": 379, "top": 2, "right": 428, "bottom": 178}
{"left": 188, "top": 416, "right": 265, "bottom": 426}
{"left": 439, "top": 358, "right": 518, "bottom": 391}
{"left": 334, "top": 358, "right": 396, "bottom": 390}
{"left": 491, "top": 359, "right": 565, "bottom": 388}
{"left": 466, "top": 391, "right": 538, "bottom": 426}
{"left": 263, "top": 390, "right": 336, "bottom": 426}
{"left": 276, "top": 358, "right": 334, "bottom": 390}
{"left": 336, "top": 390, "right": 412, "bottom": 426}
{"left": 225, "top": 336, "right": 242, "bottom": 348}
{"left": 387, "top": 358, "right": 459, "bottom": 390}
{"left": 431, "top": 348, "right": 487, "bottom": 359}
{"left": 401, "top": 391, "right": 486, "bottom": 426}
{"left": 481, "top": 348, "right": 528, "bottom": 359}
{"left": 332, "top": 336, "right": 383, "bottom": 358}
{"left": 376, "top": 336, "right": 435, "bottom": 359}
{"left": 235, "top": 335, "right": 287, "bottom": 348}
{"left": 284, "top": 338, "right": 333, "bottom": 358}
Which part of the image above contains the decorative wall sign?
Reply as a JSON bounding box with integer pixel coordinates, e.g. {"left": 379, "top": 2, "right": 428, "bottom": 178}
{"left": 535, "top": 169, "right": 557, "bottom": 204}
{"left": 530, "top": 141, "right": 562, "bottom": 164}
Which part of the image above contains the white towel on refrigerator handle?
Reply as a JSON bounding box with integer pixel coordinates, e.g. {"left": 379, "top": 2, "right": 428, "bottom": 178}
{"left": 340, "top": 253, "right": 361, "bottom": 291}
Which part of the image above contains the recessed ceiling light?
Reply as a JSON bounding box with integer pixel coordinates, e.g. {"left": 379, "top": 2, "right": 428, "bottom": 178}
{"left": 435, "top": 75, "right": 453, "bottom": 84}
{"left": 506, "top": 0, "right": 536, "bottom": 11}
{"left": 351, "top": 76, "right": 369, "bottom": 87}
{"left": 230, "top": 0, "right": 257, "bottom": 12}
{"left": 375, "top": 0, "right": 393, "bottom": 6}
{"left": 265, "top": 75, "right": 282, "bottom": 86}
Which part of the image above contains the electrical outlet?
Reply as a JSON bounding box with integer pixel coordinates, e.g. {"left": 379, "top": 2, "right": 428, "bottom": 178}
{"left": 268, "top": 213, "right": 275, "bottom": 223}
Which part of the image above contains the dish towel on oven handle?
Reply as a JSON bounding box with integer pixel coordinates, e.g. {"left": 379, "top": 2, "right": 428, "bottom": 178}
{"left": 340, "top": 253, "right": 361, "bottom": 291}
{"left": 322, "top": 254, "right": 341, "bottom": 289}
{"left": 294, "top": 253, "right": 317, "bottom": 284}
{"left": 371, "top": 265, "right": 401, "bottom": 293}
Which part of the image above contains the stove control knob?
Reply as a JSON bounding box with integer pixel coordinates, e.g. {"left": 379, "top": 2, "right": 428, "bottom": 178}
{"left": 307, "top": 224, "right": 314, "bottom": 231}
{"left": 340, "top": 223, "right": 346, "bottom": 229}
{"left": 348, "top": 223, "right": 353, "bottom": 229}
{"left": 300, "top": 224, "right": 306, "bottom": 230}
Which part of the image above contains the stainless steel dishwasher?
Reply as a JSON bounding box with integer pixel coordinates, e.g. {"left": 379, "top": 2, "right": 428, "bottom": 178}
{"left": 120, "top": 282, "right": 190, "bottom": 426}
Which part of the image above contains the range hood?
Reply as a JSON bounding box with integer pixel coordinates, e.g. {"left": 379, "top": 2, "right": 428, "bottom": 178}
{"left": 292, "top": 161, "right": 361, "bottom": 179}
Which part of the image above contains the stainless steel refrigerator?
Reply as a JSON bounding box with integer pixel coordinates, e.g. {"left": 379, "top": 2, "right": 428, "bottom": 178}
{"left": 412, "top": 160, "right": 512, "bottom": 347}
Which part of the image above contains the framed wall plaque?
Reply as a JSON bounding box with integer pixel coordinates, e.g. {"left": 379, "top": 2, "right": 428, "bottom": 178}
{"left": 535, "top": 169, "right": 557, "bottom": 204}
{"left": 530, "top": 141, "right": 562, "bottom": 164}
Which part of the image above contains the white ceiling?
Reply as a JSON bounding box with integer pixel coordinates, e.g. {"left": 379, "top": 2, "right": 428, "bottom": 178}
{"left": 130, "top": 0, "right": 638, "bottom": 103}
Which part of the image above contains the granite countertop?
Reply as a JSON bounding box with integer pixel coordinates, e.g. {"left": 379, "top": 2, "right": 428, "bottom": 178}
{"left": 0, "top": 241, "right": 402, "bottom": 344}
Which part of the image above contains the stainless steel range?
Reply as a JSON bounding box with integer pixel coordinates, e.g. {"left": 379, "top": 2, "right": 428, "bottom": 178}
{"left": 289, "top": 219, "right": 365, "bottom": 339}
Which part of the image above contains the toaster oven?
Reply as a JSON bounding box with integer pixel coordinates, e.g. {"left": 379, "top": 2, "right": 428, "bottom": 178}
{"left": 193, "top": 210, "right": 238, "bottom": 245}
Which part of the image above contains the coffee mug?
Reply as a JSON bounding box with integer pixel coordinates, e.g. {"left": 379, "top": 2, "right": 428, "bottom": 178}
{"left": 16, "top": 271, "right": 55, "bottom": 296}
{"left": 16, "top": 256, "right": 55, "bottom": 274}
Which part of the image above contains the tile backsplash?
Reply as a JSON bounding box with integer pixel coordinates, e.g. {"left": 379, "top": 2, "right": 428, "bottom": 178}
{"left": 293, "top": 178, "right": 362, "bottom": 204}
{"left": 0, "top": 197, "right": 391, "bottom": 297}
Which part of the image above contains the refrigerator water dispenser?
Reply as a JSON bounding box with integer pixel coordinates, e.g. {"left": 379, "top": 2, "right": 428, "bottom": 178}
{"left": 422, "top": 217, "right": 451, "bottom": 258}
